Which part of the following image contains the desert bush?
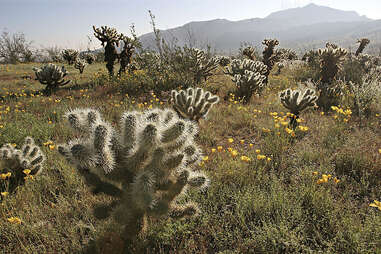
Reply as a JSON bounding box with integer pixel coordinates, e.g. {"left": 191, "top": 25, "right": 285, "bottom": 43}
{"left": 0, "top": 30, "right": 34, "bottom": 64}
{"left": 224, "top": 59, "right": 267, "bottom": 103}
{"left": 57, "top": 107, "right": 209, "bottom": 250}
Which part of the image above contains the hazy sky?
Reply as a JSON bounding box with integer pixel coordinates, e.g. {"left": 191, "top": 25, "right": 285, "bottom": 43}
{"left": 1, "top": 0, "right": 381, "bottom": 50}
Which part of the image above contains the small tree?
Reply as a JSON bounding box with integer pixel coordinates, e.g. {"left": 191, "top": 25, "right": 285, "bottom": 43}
{"left": 0, "top": 30, "right": 34, "bottom": 64}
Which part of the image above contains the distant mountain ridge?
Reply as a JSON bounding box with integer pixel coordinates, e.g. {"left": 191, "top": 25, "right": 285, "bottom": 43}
{"left": 139, "top": 4, "right": 381, "bottom": 54}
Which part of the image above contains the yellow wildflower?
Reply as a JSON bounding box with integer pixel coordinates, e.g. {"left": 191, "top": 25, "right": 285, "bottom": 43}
{"left": 255, "top": 149, "right": 260, "bottom": 154}
{"left": 211, "top": 148, "right": 216, "bottom": 153}
{"left": 267, "top": 157, "right": 272, "bottom": 162}
{"left": 228, "top": 138, "right": 234, "bottom": 143}
{"left": 249, "top": 143, "right": 253, "bottom": 148}
{"left": 217, "top": 146, "right": 223, "bottom": 152}
{"left": 240, "top": 140, "right": 245, "bottom": 144}
{"left": 23, "top": 169, "right": 31, "bottom": 175}
{"left": 369, "top": 200, "right": 381, "bottom": 210}
{"left": 257, "top": 154, "right": 266, "bottom": 160}
{"left": 1, "top": 192, "right": 9, "bottom": 197}
{"left": 7, "top": 217, "right": 22, "bottom": 224}
{"left": 202, "top": 156, "right": 209, "bottom": 161}
{"left": 240, "top": 156, "right": 251, "bottom": 162}
{"left": 333, "top": 177, "right": 340, "bottom": 184}
{"left": 231, "top": 150, "right": 238, "bottom": 157}
{"left": 312, "top": 171, "right": 318, "bottom": 175}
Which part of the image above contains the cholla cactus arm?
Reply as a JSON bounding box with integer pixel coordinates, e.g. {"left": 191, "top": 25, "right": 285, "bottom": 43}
{"left": 171, "top": 87, "right": 220, "bottom": 121}
{"left": 262, "top": 38, "right": 279, "bottom": 84}
{"left": 0, "top": 136, "right": 45, "bottom": 176}
{"left": 355, "top": 38, "right": 370, "bottom": 56}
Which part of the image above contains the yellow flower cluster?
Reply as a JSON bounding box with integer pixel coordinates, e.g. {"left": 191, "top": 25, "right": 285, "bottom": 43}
{"left": 331, "top": 106, "right": 352, "bottom": 122}
{"left": 369, "top": 200, "right": 381, "bottom": 211}
{"left": 43, "top": 140, "right": 55, "bottom": 151}
{"left": 313, "top": 172, "right": 340, "bottom": 184}
{"left": 7, "top": 217, "right": 22, "bottom": 224}
{"left": 0, "top": 172, "right": 11, "bottom": 180}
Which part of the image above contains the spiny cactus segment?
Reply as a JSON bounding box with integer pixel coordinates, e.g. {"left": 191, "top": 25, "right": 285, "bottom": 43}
{"left": 0, "top": 137, "right": 45, "bottom": 196}
{"left": 225, "top": 59, "right": 267, "bottom": 104}
{"left": 74, "top": 58, "right": 87, "bottom": 74}
{"left": 83, "top": 53, "right": 96, "bottom": 64}
{"left": 170, "top": 87, "right": 220, "bottom": 122}
{"left": 215, "top": 55, "right": 231, "bottom": 67}
{"left": 279, "top": 88, "right": 317, "bottom": 128}
{"left": 57, "top": 108, "right": 209, "bottom": 244}
{"left": 355, "top": 38, "right": 370, "bottom": 56}
{"left": 33, "top": 63, "right": 70, "bottom": 94}
{"left": 61, "top": 49, "right": 79, "bottom": 65}
{"left": 242, "top": 46, "right": 256, "bottom": 61}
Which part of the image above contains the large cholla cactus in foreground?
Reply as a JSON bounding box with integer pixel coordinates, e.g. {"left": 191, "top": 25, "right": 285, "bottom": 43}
{"left": 225, "top": 59, "right": 267, "bottom": 104}
{"left": 318, "top": 44, "right": 347, "bottom": 84}
{"left": 170, "top": 87, "right": 220, "bottom": 122}
{"left": 57, "top": 108, "right": 209, "bottom": 245}
{"left": 355, "top": 38, "right": 370, "bottom": 56}
{"left": 74, "top": 58, "right": 87, "bottom": 74}
{"left": 0, "top": 137, "right": 45, "bottom": 195}
{"left": 280, "top": 88, "right": 317, "bottom": 128}
{"left": 93, "top": 25, "right": 122, "bottom": 76}
{"left": 33, "top": 63, "right": 70, "bottom": 93}
{"left": 262, "top": 39, "right": 279, "bottom": 85}
{"left": 61, "top": 49, "right": 79, "bottom": 65}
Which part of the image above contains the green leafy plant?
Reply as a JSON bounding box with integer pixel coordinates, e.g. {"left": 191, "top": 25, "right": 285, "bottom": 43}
{"left": 57, "top": 108, "right": 209, "bottom": 249}
{"left": 171, "top": 87, "right": 220, "bottom": 122}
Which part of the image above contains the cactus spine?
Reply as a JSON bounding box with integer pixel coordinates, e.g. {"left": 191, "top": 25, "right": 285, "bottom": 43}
{"left": 171, "top": 87, "right": 220, "bottom": 122}
{"left": 279, "top": 88, "right": 317, "bottom": 129}
{"left": 57, "top": 108, "right": 209, "bottom": 247}
{"left": 224, "top": 59, "right": 267, "bottom": 104}
{"left": 33, "top": 63, "right": 70, "bottom": 94}
{"left": 0, "top": 137, "right": 45, "bottom": 196}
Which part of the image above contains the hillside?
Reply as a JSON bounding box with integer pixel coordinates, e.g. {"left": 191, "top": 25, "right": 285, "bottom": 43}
{"left": 139, "top": 4, "right": 380, "bottom": 54}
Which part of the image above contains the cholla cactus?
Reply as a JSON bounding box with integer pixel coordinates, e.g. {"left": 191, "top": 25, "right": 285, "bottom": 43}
{"left": 118, "top": 35, "right": 135, "bottom": 75}
{"left": 318, "top": 44, "right": 347, "bottom": 84}
{"left": 189, "top": 48, "right": 219, "bottom": 84}
{"left": 33, "top": 63, "right": 70, "bottom": 94}
{"left": 276, "top": 48, "right": 298, "bottom": 61}
{"left": 215, "top": 55, "right": 231, "bottom": 67}
{"left": 57, "top": 108, "right": 209, "bottom": 245}
{"left": 170, "top": 87, "right": 220, "bottom": 122}
{"left": 61, "top": 49, "right": 79, "bottom": 65}
{"left": 355, "top": 38, "right": 370, "bottom": 56}
{"left": 84, "top": 53, "right": 96, "bottom": 64}
{"left": 279, "top": 88, "right": 317, "bottom": 128}
{"left": 225, "top": 59, "right": 267, "bottom": 103}
{"left": 242, "top": 46, "right": 256, "bottom": 61}
{"left": 93, "top": 25, "right": 122, "bottom": 76}
{"left": 74, "top": 58, "right": 87, "bottom": 74}
{"left": 276, "top": 62, "right": 285, "bottom": 75}
{"left": 0, "top": 137, "right": 45, "bottom": 195}
{"left": 262, "top": 38, "right": 279, "bottom": 85}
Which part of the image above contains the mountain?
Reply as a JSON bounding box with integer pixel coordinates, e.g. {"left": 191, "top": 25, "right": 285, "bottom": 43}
{"left": 139, "top": 4, "right": 380, "bottom": 54}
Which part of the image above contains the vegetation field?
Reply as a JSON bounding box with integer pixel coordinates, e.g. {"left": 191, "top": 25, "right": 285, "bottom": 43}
{"left": 0, "top": 55, "right": 381, "bottom": 254}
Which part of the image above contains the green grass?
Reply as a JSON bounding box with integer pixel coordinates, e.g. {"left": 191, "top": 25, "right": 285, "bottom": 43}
{"left": 0, "top": 62, "right": 381, "bottom": 253}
